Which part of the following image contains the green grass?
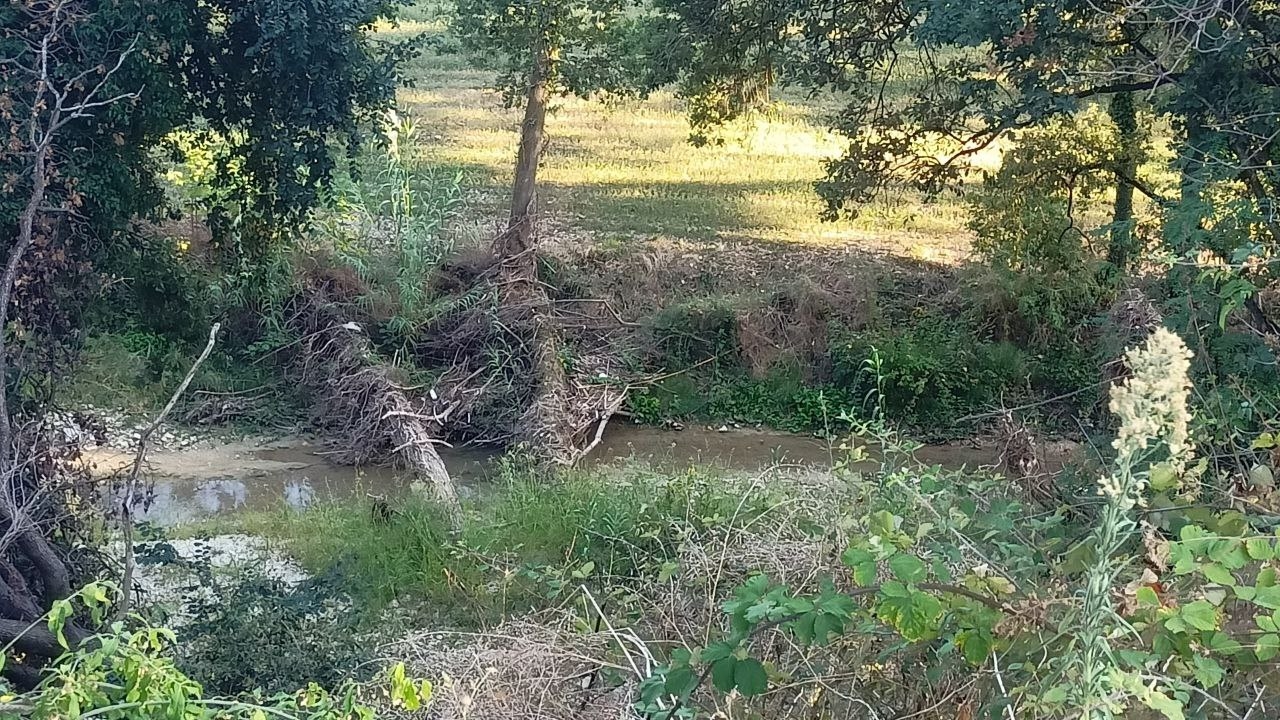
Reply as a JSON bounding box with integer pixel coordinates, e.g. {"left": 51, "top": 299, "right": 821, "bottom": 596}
{"left": 174, "top": 461, "right": 779, "bottom": 623}
{"left": 66, "top": 333, "right": 272, "bottom": 412}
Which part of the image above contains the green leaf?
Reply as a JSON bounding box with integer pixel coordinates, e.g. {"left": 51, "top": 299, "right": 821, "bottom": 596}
{"left": 1205, "top": 631, "right": 1243, "bottom": 656}
{"left": 1040, "top": 685, "right": 1069, "bottom": 705}
{"left": 1201, "top": 563, "right": 1236, "bottom": 586}
{"left": 664, "top": 665, "right": 696, "bottom": 696}
{"left": 960, "top": 631, "right": 991, "bottom": 665}
{"left": 1253, "top": 432, "right": 1277, "bottom": 450}
{"left": 1206, "top": 540, "right": 1250, "bottom": 570}
{"left": 790, "top": 614, "right": 816, "bottom": 645}
{"left": 842, "top": 547, "right": 877, "bottom": 587}
{"left": 1191, "top": 655, "right": 1225, "bottom": 688}
{"left": 711, "top": 657, "right": 737, "bottom": 693}
{"left": 888, "top": 554, "right": 928, "bottom": 584}
{"left": 1180, "top": 600, "right": 1219, "bottom": 631}
{"left": 1258, "top": 614, "right": 1278, "bottom": 632}
{"left": 1136, "top": 586, "right": 1161, "bottom": 607}
{"left": 1247, "top": 538, "right": 1274, "bottom": 560}
{"left": 868, "top": 510, "right": 899, "bottom": 537}
{"left": 700, "top": 642, "right": 733, "bottom": 664}
{"left": 1260, "top": 567, "right": 1279, "bottom": 587}
{"left": 733, "top": 657, "right": 768, "bottom": 696}
{"left": 1149, "top": 463, "right": 1179, "bottom": 491}
{"left": 877, "top": 585, "right": 943, "bottom": 641}
{"left": 1139, "top": 687, "right": 1186, "bottom": 720}
{"left": 1257, "top": 633, "right": 1280, "bottom": 661}
{"left": 1252, "top": 585, "right": 1280, "bottom": 610}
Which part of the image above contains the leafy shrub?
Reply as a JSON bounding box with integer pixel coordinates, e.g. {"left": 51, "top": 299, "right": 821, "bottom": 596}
{"left": 650, "top": 298, "right": 739, "bottom": 367}
{"left": 965, "top": 110, "right": 1117, "bottom": 344}
{"left": 642, "top": 329, "right": 1280, "bottom": 719}
{"left": 831, "top": 317, "right": 1014, "bottom": 428}
{"left": 177, "top": 568, "right": 370, "bottom": 697}
{"left": 95, "top": 232, "right": 213, "bottom": 346}
{"left": 2, "top": 583, "right": 432, "bottom": 719}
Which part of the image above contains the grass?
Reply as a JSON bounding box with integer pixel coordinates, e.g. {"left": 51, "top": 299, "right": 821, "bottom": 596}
{"left": 65, "top": 332, "right": 283, "bottom": 415}
{"left": 378, "top": 4, "right": 980, "bottom": 263}
{"left": 173, "top": 460, "right": 778, "bottom": 623}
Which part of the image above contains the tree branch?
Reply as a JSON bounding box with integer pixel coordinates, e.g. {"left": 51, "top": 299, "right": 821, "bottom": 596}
{"left": 117, "top": 323, "right": 220, "bottom": 617}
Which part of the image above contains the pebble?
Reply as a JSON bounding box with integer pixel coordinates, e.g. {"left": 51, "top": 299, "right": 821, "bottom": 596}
{"left": 46, "top": 406, "right": 205, "bottom": 452}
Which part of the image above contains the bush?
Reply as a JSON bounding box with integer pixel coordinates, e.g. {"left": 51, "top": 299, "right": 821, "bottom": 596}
{"left": 651, "top": 298, "right": 739, "bottom": 367}
{"left": 831, "top": 317, "right": 1016, "bottom": 428}
{"left": 177, "top": 568, "right": 370, "bottom": 697}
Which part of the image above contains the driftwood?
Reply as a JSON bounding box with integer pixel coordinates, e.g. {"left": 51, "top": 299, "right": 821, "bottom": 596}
{"left": 288, "top": 288, "right": 461, "bottom": 525}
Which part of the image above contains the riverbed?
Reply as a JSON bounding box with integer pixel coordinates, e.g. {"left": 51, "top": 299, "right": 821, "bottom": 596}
{"left": 85, "top": 424, "right": 1079, "bottom": 526}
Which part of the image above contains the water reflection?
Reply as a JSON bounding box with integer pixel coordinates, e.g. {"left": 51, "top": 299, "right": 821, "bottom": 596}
{"left": 123, "top": 425, "right": 1075, "bottom": 527}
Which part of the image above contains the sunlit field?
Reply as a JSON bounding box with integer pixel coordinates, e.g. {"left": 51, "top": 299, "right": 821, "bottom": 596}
{"left": 377, "top": 6, "right": 983, "bottom": 266}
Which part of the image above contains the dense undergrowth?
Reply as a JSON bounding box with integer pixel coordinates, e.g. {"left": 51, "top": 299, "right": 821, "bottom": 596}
{"left": 154, "top": 329, "right": 1280, "bottom": 718}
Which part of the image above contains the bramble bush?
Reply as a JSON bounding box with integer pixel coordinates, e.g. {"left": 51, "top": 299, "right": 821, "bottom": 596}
{"left": 637, "top": 328, "right": 1280, "bottom": 719}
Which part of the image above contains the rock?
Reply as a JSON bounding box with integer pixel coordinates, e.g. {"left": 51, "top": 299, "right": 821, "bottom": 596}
{"left": 717, "top": 425, "right": 729, "bottom": 433}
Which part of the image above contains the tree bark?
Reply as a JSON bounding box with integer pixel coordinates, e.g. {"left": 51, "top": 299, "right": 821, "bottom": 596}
{"left": 0, "top": 564, "right": 43, "bottom": 621}
{"left": 495, "top": 44, "right": 551, "bottom": 261}
{"left": 0, "top": 617, "right": 88, "bottom": 658}
{"left": 1107, "top": 92, "right": 1138, "bottom": 270}
{"left": 7, "top": 509, "right": 72, "bottom": 603}
{"left": 0, "top": 142, "right": 51, "bottom": 472}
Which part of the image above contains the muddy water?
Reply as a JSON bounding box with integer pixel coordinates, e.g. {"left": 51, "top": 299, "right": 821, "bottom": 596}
{"left": 89, "top": 425, "right": 1074, "bottom": 526}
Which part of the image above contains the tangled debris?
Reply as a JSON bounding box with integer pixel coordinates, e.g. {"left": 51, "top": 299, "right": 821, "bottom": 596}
{"left": 412, "top": 250, "right": 631, "bottom": 465}
{"left": 286, "top": 285, "right": 461, "bottom": 520}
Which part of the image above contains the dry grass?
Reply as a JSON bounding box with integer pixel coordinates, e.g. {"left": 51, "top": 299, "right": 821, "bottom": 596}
{"left": 382, "top": 616, "right": 635, "bottom": 720}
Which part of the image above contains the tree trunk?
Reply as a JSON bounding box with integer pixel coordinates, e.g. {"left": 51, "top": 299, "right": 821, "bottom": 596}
{"left": 496, "top": 44, "right": 551, "bottom": 261}
{"left": 1107, "top": 92, "right": 1138, "bottom": 270}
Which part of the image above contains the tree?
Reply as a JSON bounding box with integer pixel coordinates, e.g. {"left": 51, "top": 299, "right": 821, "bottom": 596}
{"left": 652, "top": 0, "right": 1278, "bottom": 264}
{"left": 0, "top": 0, "right": 409, "bottom": 686}
{"left": 454, "top": 0, "right": 642, "bottom": 260}
{"left": 452, "top": 0, "right": 643, "bottom": 460}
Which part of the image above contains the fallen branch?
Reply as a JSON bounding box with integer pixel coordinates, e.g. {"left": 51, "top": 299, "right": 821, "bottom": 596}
{"left": 118, "top": 322, "right": 220, "bottom": 617}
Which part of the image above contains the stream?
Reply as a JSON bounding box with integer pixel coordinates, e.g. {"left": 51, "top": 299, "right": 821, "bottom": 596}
{"left": 85, "top": 424, "right": 1079, "bottom": 526}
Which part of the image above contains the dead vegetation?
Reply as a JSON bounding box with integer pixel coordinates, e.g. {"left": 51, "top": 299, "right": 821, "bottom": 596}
{"left": 291, "top": 241, "right": 634, "bottom": 475}
{"left": 285, "top": 282, "right": 461, "bottom": 518}
{"left": 383, "top": 617, "right": 635, "bottom": 720}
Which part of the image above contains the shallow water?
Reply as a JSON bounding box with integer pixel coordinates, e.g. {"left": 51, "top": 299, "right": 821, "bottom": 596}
{"left": 94, "top": 425, "right": 1075, "bottom": 526}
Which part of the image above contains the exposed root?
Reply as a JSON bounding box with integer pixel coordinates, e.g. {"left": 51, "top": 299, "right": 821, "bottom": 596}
{"left": 287, "top": 286, "right": 461, "bottom": 522}
{"left": 414, "top": 250, "right": 632, "bottom": 465}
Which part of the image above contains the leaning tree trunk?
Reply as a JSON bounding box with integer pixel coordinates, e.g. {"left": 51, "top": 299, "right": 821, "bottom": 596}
{"left": 1107, "top": 92, "right": 1139, "bottom": 270}
{"left": 496, "top": 44, "right": 551, "bottom": 262}
{"left": 490, "top": 44, "right": 581, "bottom": 461}
{"left": 290, "top": 288, "right": 462, "bottom": 525}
